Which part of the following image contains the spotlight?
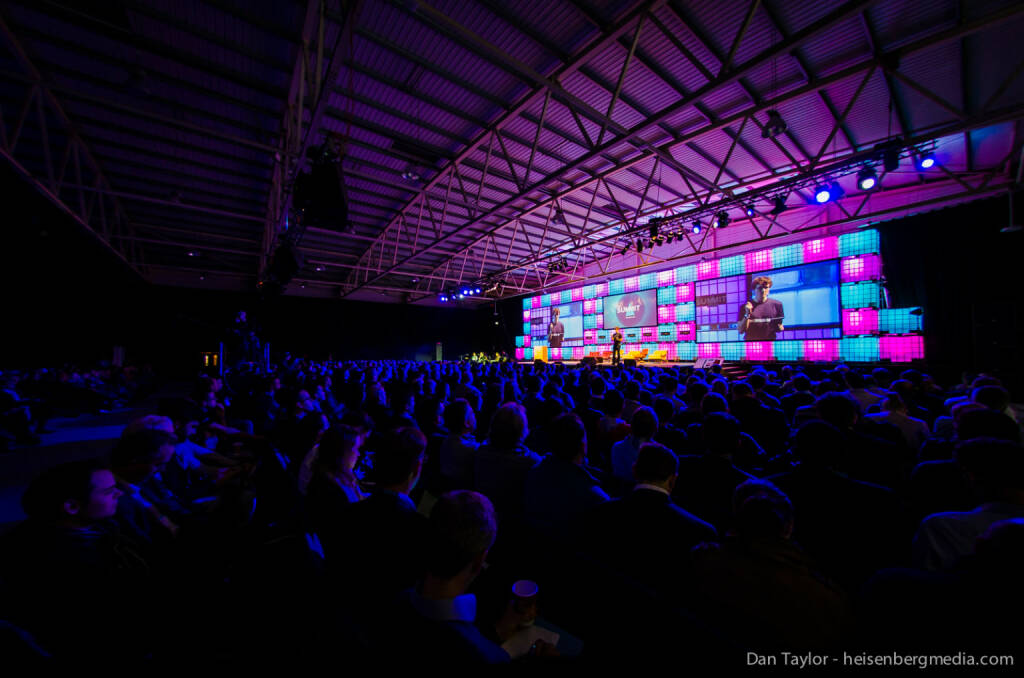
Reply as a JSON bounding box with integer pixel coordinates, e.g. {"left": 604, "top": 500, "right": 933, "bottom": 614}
{"left": 714, "top": 211, "right": 729, "bottom": 229}
{"left": 314, "top": 265, "right": 325, "bottom": 272}
{"left": 770, "top": 196, "right": 788, "bottom": 215}
{"left": 691, "top": 220, "right": 701, "bottom": 234}
{"left": 918, "top": 153, "right": 936, "bottom": 169}
{"left": 815, "top": 185, "right": 833, "bottom": 203}
{"left": 458, "top": 293, "right": 465, "bottom": 299}
{"left": 636, "top": 238, "right": 644, "bottom": 252}
{"left": 665, "top": 233, "right": 675, "bottom": 245}
{"left": 648, "top": 217, "right": 661, "bottom": 239}
{"left": 761, "top": 109, "right": 787, "bottom": 138}
{"left": 186, "top": 250, "right": 200, "bottom": 257}
{"left": 475, "top": 287, "right": 482, "bottom": 294}
{"left": 744, "top": 204, "right": 756, "bottom": 217}
{"left": 440, "top": 294, "right": 448, "bottom": 302}
{"left": 401, "top": 168, "right": 421, "bottom": 182}
{"left": 857, "top": 167, "right": 878, "bottom": 191}
{"left": 621, "top": 242, "right": 631, "bottom": 255}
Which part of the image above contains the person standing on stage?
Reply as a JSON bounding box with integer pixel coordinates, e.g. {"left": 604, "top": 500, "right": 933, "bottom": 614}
{"left": 548, "top": 307, "right": 565, "bottom": 349}
{"left": 611, "top": 327, "right": 624, "bottom": 366}
{"left": 738, "top": 276, "right": 784, "bottom": 341}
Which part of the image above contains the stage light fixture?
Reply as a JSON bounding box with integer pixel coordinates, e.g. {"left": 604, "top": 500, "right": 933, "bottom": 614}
{"left": 186, "top": 250, "right": 200, "bottom": 257}
{"left": 815, "top": 185, "right": 832, "bottom": 203}
{"left": 857, "top": 167, "right": 878, "bottom": 191}
{"left": 691, "top": 221, "right": 702, "bottom": 234}
{"left": 636, "top": 238, "right": 644, "bottom": 252}
{"left": 762, "top": 109, "right": 787, "bottom": 138}
{"left": 621, "top": 242, "right": 631, "bottom": 255}
{"left": 314, "top": 264, "right": 325, "bottom": 272}
{"left": 744, "top": 204, "right": 756, "bottom": 217}
{"left": 918, "top": 153, "right": 936, "bottom": 169}
{"left": 665, "top": 233, "right": 675, "bottom": 244}
{"left": 648, "top": 217, "right": 661, "bottom": 239}
{"left": 475, "top": 287, "right": 482, "bottom": 294}
{"left": 714, "top": 211, "right": 729, "bottom": 229}
{"left": 440, "top": 294, "right": 448, "bottom": 302}
{"left": 883, "top": 146, "right": 900, "bottom": 173}
{"left": 770, "top": 196, "right": 787, "bottom": 215}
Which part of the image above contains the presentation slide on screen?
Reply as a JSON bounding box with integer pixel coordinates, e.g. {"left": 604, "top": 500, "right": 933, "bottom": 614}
{"left": 603, "top": 290, "right": 658, "bottom": 329}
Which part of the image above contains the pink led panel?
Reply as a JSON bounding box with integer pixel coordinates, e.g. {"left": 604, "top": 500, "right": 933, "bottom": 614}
{"left": 531, "top": 296, "right": 542, "bottom": 309}
{"left": 675, "top": 283, "right": 694, "bottom": 303}
{"left": 843, "top": 309, "right": 879, "bottom": 335}
{"left": 522, "top": 310, "right": 531, "bottom": 322}
{"left": 697, "top": 260, "right": 720, "bottom": 280}
{"left": 745, "top": 342, "right": 774, "bottom": 361}
{"left": 676, "top": 322, "right": 695, "bottom": 340}
{"left": 515, "top": 348, "right": 525, "bottom": 360}
{"left": 657, "top": 270, "right": 675, "bottom": 287}
{"left": 596, "top": 314, "right": 604, "bottom": 328}
{"left": 595, "top": 282, "right": 609, "bottom": 297}
{"left": 659, "top": 342, "right": 677, "bottom": 360}
{"left": 584, "top": 329, "right": 596, "bottom": 343}
{"left": 572, "top": 346, "right": 585, "bottom": 359}
{"left": 840, "top": 254, "right": 882, "bottom": 282}
{"left": 571, "top": 287, "right": 584, "bottom": 301}
{"left": 880, "top": 336, "right": 924, "bottom": 362}
{"left": 641, "top": 327, "right": 657, "bottom": 340}
{"left": 583, "top": 299, "right": 596, "bottom": 314}
{"left": 802, "top": 236, "right": 838, "bottom": 263}
{"left": 657, "top": 306, "right": 674, "bottom": 323}
{"left": 549, "top": 348, "right": 561, "bottom": 360}
{"left": 523, "top": 335, "right": 531, "bottom": 347}
{"left": 744, "top": 249, "right": 772, "bottom": 272}
{"left": 804, "top": 339, "right": 839, "bottom": 361}
{"left": 699, "top": 343, "right": 721, "bottom": 359}
{"left": 624, "top": 276, "right": 640, "bottom": 293}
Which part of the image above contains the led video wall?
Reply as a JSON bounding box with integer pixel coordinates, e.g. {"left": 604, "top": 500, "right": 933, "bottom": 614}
{"left": 514, "top": 229, "right": 925, "bottom": 363}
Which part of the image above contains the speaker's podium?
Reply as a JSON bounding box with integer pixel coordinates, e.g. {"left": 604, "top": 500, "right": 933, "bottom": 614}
{"left": 533, "top": 346, "right": 548, "bottom": 362}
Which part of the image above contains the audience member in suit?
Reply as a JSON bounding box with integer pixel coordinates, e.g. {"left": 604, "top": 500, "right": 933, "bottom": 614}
{"left": 473, "top": 403, "right": 541, "bottom": 524}
{"left": 390, "top": 491, "right": 511, "bottom": 664}
{"left": 674, "top": 412, "right": 756, "bottom": 533}
{"left": 769, "top": 421, "right": 910, "bottom": 593}
{"left": 689, "top": 479, "right": 850, "bottom": 651}
{"left": 610, "top": 406, "right": 658, "bottom": 485}
{"left": 524, "top": 413, "right": 609, "bottom": 542}
{"left": 913, "top": 438, "right": 1024, "bottom": 571}
{"left": 652, "top": 396, "right": 688, "bottom": 455}
{"left": 581, "top": 443, "right": 716, "bottom": 600}
{"left": 335, "top": 427, "right": 429, "bottom": 603}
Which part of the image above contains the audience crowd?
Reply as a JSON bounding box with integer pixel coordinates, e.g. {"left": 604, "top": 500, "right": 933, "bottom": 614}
{"left": 1, "top": 354, "right": 1022, "bottom": 663}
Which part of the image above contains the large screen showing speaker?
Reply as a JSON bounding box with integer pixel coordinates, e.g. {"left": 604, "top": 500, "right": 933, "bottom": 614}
{"left": 602, "top": 290, "right": 658, "bottom": 329}
{"left": 515, "top": 230, "right": 926, "bottom": 362}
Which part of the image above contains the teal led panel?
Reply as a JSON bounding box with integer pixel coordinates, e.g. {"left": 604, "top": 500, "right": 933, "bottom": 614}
{"left": 524, "top": 348, "right": 533, "bottom": 360}
{"left": 774, "top": 341, "right": 803, "bottom": 361}
{"left": 523, "top": 297, "right": 532, "bottom": 310}
{"left": 840, "top": 336, "right": 880, "bottom": 362}
{"left": 560, "top": 290, "right": 572, "bottom": 304}
{"left": 523, "top": 322, "right": 530, "bottom": 335}
{"left": 675, "top": 302, "right": 695, "bottom": 322}
{"left": 839, "top": 229, "right": 880, "bottom": 257}
{"left": 719, "top": 255, "right": 745, "bottom": 277}
{"left": 583, "top": 315, "right": 597, "bottom": 329}
{"left": 770, "top": 243, "right": 803, "bottom": 268}
{"left": 675, "top": 265, "right": 697, "bottom": 283}
{"left": 676, "top": 342, "right": 697, "bottom": 360}
{"left": 609, "top": 278, "right": 625, "bottom": 295}
{"left": 639, "top": 273, "right": 657, "bottom": 290}
{"left": 515, "top": 336, "right": 525, "bottom": 347}
{"left": 841, "top": 281, "right": 881, "bottom": 308}
{"left": 879, "top": 308, "right": 923, "bottom": 334}
{"left": 721, "top": 342, "right": 745, "bottom": 361}
{"left": 657, "top": 287, "right": 676, "bottom": 304}
{"left": 583, "top": 284, "right": 597, "bottom": 299}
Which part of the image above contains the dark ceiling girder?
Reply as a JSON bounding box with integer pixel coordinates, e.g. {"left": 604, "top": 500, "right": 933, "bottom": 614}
{"left": 6, "top": 0, "right": 291, "bottom": 99}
